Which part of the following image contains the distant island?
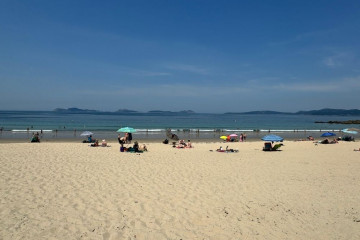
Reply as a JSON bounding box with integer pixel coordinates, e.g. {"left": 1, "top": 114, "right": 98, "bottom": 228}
{"left": 53, "top": 107, "right": 360, "bottom": 116}
{"left": 225, "top": 108, "right": 360, "bottom": 116}
{"left": 53, "top": 108, "right": 195, "bottom": 115}
{"left": 54, "top": 108, "right": 99, "bottom": 113}
{"left": 225, "top": 110, "right": 290, "bottom": 115}
{"left": 115, "top": 109, "right": 139, "bottom": 113}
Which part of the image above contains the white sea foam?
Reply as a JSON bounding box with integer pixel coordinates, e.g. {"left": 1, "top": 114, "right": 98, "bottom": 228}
{"left": 133, "top": 128, "right": 341, "bottom": 133}
{"left": 12, "top": 129, "right": 53, "bottom": 132}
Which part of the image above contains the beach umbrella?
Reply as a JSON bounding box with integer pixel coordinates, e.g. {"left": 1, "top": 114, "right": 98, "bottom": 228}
{"left": 80, "top": 131, "right": 94, "bottom": 136}
{"left": 166, "top": 129, "right": 179, "bottom": 141}
{"left": 321, "top": 132, "right": 336, "bottom": 137}
{"left": 261, "top": 134, "right": 284, "bottom": 142}
{"left": 117, "top": 127, "right": 136, "bottom": 133}
{"left": 342, "top": 128, "right": 359, "bottom": 134}
{"left": 220, "top": 136, "right": 227, "bottom": 140}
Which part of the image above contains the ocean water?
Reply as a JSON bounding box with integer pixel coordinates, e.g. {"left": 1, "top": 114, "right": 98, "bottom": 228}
{"left": 0, "top": 111, "right": 359, "bottom": 141}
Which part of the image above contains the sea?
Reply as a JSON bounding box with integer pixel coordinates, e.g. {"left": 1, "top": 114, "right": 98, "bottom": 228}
{"left": 0, "top": 111, "right": 359, "bottom": 141}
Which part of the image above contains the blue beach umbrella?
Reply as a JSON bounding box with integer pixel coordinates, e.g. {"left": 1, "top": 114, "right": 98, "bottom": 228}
{"left": 116, "top": 127, "right": 136, "bottom": 133}
{"left": 261, "top": 134, "right": 284, "bottom": 142}
{"left": 321, "top": 132, "right": 336, "bottom": 137}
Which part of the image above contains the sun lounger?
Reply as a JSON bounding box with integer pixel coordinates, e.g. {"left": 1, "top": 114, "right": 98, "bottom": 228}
{"left": 263, "top": 142, "right": 282, "bottom": 151}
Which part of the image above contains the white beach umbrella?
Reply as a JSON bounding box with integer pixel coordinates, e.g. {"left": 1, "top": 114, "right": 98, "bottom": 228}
{"left": 80, "top": 131, "right": 94, "bottom": 136}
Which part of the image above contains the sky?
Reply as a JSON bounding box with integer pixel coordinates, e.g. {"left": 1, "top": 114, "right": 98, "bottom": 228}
{"left": 1, "top": 0, "right": 360, "bottom": 113}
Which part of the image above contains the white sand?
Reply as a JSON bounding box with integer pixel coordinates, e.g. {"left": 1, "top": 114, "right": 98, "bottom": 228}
{"left": 1, "top": 141, "right": 360, "bottom": 239}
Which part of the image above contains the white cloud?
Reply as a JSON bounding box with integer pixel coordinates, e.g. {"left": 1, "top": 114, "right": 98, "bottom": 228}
{"left": 270, "top": 76, "right": 360, "bottom": 92}
{"left": 322, "top": 52, "right": 351, "bottom": 68}
{"left": 165, "top": 64, "right": 210, "bottom": 75}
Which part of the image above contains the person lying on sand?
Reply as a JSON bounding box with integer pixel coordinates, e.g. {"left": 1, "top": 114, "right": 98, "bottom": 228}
{"left": 215, "top": 146, "right": 238, "bottom": 153}
{"left": 139, "top": 144, "right": 148, "bottom": 151}
{"left": 178, "top": 139, "right": 187, "bottom": 148}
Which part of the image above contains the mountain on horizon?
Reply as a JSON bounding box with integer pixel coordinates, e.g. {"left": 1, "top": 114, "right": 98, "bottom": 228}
{"left": 225, "top": 110, "right": 290, "bottom": 115}
{"left": 52, "top": 108, "right": 360, "bottom": 116}
{"left": 225, "top": 108, "right": 360, "bottom": 116}
{"left": 54, "top": 107, "right": 99, "bottom": 113}
{"left": 296, "top": 108, "right": 360, "bottom": 116}
{"left": 53, "top": 108, "right": 196, "bottom": 115}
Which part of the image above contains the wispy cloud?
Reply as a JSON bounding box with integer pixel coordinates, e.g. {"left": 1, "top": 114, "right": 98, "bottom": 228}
{"left": 268, "top": 29, "right": 337, "bottom": 46}
{"left": 270, "top": 76, "right": 360, "bottom": 92}
{"left": 127, "top": 70, "right": 171, "bottom": 77}
{"left": 165, "top": 64, "right": 210, "bottom": 75}
{"left": 322, "top": 52, "right": 353, "bottom": 68}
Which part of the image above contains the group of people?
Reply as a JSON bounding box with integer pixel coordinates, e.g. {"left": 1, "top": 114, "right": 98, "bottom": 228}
{"left": 30, "top": 132, "right": 41, "bottom": 143}
{"left": 119, "top": 141, "right": 147, "bottom": 152}
{"left": 117, "top": 132, "right": 147, "bottom": 152}
{"left": 318, "top": 138, "right": 339, "bottom": 144}
{"left": 216, "top": 146, "right": 239, "bottom": 152}
{"left": 90, "top": 139, "right": 108, "bottom": 147}
{"left": 118, "top": 132, "right": 132, "bottom": 145}
{"left": 177, "top": 139, "right": 193, "bottom": 148}
{"left": 225, "top": 133, "right": 247, "bottom": 142}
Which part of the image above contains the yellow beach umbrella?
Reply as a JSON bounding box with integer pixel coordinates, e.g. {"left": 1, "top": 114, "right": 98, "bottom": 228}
{"left": 220, "top": 136, "right": 227, "bottom": 140}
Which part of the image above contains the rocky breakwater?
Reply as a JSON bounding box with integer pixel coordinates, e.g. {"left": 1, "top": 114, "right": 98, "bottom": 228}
{"left": 315, "top": 120, "right": 360, "bottom": 124}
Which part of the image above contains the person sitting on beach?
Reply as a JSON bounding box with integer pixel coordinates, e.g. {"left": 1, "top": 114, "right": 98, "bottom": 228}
{"left": 178, "top": 139, "right": 187, "bottom": 148}
{"left": 88, "top": 135, "right": 96, "bottom": 143}
{"left": 330, "top": 138, "right": 338, "bottom": 144}
{"left": 132, "top": 141, "right": 139, "bottom": 152}
{"left": 216, "top": 146, "right": 224, "bottom": 152}
{"left": 307, "top": 136, "right": 314, "bottom": 141}
{"left": 123, "top": 132, "right": 131, "bottom": 143}
{"left": 127, "top": 132, "right": 132, "bottom": 144}
{"left": 186, "top": 140, "right": 193, "bottom": 148}
{"left": 101, "top": 139, "right": 107, "bottom": 147}
{"left": 90, "top": 140, "right": 99, "bottom": 147}
{"left": 31, "top": 132, "right": 40, "bottom": 143}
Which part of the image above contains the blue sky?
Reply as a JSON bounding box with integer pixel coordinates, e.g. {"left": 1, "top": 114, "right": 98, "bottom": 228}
{"left": 1, "top": 0, "right": 360, "bottom": 113}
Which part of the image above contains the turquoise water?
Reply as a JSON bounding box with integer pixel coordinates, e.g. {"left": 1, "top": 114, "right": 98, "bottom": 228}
{"left": 0, "top": 111, "right": 359, "bottom": 141}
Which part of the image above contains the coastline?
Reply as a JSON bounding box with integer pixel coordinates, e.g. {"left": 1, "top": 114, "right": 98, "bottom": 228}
{"left": 0, "top": 129, "right": 348, "bottom": 144}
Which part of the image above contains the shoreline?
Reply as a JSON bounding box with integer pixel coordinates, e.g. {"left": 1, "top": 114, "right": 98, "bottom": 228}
{"left": 0, "top": 129, "right": 349, "bottom": 144}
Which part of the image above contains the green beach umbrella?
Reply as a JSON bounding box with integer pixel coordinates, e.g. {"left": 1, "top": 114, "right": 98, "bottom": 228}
{"left": 117, "top": 127, "right": 136, "bottom": 133}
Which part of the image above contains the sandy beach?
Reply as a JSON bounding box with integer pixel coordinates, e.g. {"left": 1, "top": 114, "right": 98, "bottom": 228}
{"left": 1, "top": 140, "right": 360, "bottom": 239}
